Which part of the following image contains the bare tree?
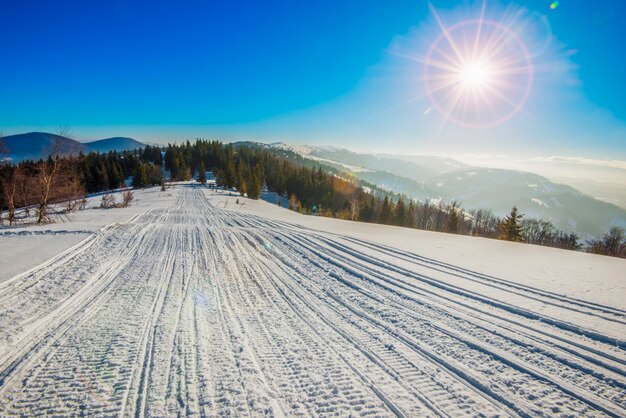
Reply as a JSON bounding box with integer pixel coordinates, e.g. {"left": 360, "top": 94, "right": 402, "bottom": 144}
{"left": 587, "top": 227, "right": 626, "bottom": 258}
{"left": 121, "top": 190, "right": 134, "bottom": 207}
{"left": 34, "top": 127, "right": 84, "bottom": 223}
{"left": 522, "top": 219, "right": 555, "bottom": 245}
{"left": 100, "top": 193, "right": 116, "bottom": 209}
{"left": 34, "top": 154, "right": 62, "bottom": 223}
{"left": 348, "top": 198, "right": 360, "bottom": 221}
{"left": 468, "top": 208, "right": 500, "bottom": 238}
{"left": 417, "top": 200, "right": 432, "bottom": 230}
{"left": 1, "top": 165, "right": 25, "bottom": 225}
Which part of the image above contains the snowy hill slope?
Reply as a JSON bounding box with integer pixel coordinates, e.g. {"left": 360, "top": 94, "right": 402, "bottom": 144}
{"left": 0, "top": 184, "right": 624, "bottom": 416}
{"left": 256, "top": 142, "right": 626, "bottom": 238}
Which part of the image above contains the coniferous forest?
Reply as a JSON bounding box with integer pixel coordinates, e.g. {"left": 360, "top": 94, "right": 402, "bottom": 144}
{"left": 0, "top": 139, "right": 624, "bottom": 257}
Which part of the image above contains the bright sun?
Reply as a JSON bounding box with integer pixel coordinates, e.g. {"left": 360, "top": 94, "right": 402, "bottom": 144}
{"left": 422, "top": 5, "right": 534, "bottom": 128}
{"left": 458, "top": 62, "right": 492, "bottom": 89}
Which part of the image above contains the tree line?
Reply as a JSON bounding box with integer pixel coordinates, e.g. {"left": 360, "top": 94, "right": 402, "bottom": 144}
{"left": 0, "top": 140, "right": 84, "bottom": 224}
{"left": 0, "top": 136, "right": 624, "bottom": 258}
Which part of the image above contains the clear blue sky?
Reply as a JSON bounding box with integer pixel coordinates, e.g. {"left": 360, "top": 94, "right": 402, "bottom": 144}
{"left": 1, "top": 0, "right": 625, "bottom": 160}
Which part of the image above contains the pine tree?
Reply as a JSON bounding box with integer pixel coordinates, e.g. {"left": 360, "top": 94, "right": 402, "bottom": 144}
{"left": 236, "top": 159, "right": 247, "bottom": 196}
{"left": 357, "top": 193, "right": 373, "bottom": 222}
{"left": 247, "top": 164, "right": 263, "bottom": 200}
{"left": 96, "top": 163, "right": 109, "bottom": 191}
{"left": 499, "top": 206, "right": 524, "bottom": 242}
{"left": 198, "top": 162, "right": 207, "bottom": 184}
{"left": 224, "top": 153, "right": 236, "bottom": 188}
{"left": 394, "top": 198, "right": 406, "bottom": 226}
{"left": 406, "top": 200, "right": 416, "bottom": 228}
{"left": 379, "top": 196, "right": 393, "bottom": 224}
{"left": 110, "top": 161, "right": 124, "bottom": 189}
{"left": 177, "top": 155, "right": 191, "bottom": 180}
{"left": 132, "top": 162, "right": 148, "bottom": 189}
{"left": 446, "top": 202, "right": 460, "bottom": 233}
{"left": 171, "top": 154, "right": 180, "bottom": 180}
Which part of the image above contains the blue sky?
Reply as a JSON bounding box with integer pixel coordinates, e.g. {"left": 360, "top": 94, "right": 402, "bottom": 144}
{"left": 1, "top": 0, "right": 625, "bottom": 161}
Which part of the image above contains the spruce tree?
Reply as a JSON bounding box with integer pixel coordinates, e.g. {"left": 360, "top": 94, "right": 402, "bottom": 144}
{"left": 357, "top": 193, "right": 372, "bottom": 222}
{"left": 499, "top": 206, "right": 524, "bottom": 242}
{"left": 224, "top": 154, "right": 236, "bottom": 188}
{"left": 247, "top": 164, "right": 263, "bottom": 200}
{"left": 198, "top": 162, "right": 207, "bottom": 183}
{"left": 379, "top": 196, "right": 393, "bottom": 224}
{"left": 236, "top": 159, "right": 247, "bottom": 196}
{"left": 394, "top": 198, "right": 406, "bottom": 226}
{"left": 132, "top": 162, "right": 148, "bottom": 189}
{"left": 446, "top": 202, "right": 460, "bottom": 233}
{"left": 406, "top": 201, "right": 416, "bottom": 227}
{"left": 110, "top": 161, "right": 124, "bottom": 189}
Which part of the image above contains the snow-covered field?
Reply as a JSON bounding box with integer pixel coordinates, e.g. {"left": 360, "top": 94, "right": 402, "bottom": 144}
{"left": 0, "top": 185, "right": 625, "bottom": 416}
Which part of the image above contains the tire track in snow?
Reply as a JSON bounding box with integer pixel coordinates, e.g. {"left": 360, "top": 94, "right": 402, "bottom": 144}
{"left": 342, "top": 234, "right": 626, "bottom": 316}
{"left": 258, "top": 223, "right": 626, "bottom": 416}
{"left": 306, "top": 233, "right": 626, "bottom": 376}
{"left": 240, "top": 232, "right": 475, "bottom": 418}
{"left": 223, "top": 230, "right": 399, "bottom": 417}
{"left": 0, "top": 223, "right": 155, "bottom": 414}
{"left": 0, "top": 186, "right": 624, "bottom": 416}
{"left": 244, "top": 230, "right": 517, "bottom": 417}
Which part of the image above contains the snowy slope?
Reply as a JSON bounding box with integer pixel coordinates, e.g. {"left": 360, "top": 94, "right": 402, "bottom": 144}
{"left": 0, "top": 187, "right": 172, "bottom": 282}
{"left": 0, "top": 185, "right": 624, "bottom": 416}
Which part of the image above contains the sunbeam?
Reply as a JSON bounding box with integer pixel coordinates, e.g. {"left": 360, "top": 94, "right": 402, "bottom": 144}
{"left": 423, "top": 1, "right": 533, "bottom": 128}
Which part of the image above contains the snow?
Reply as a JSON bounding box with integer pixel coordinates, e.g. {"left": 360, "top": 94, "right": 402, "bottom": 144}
{"left": 0, "top": 183, "right": 624, "bottom": 416}
{"left": 531, "top": 197, "right": 550, "bottom": 208}
{"left": 273, "top": 142, "right": 371, "bottom": 173}
{"left": 309, "top": 155, "right": 371, "bottom": 173}
{"left": 0, "top": 187, "right": 171, "bottom": 283}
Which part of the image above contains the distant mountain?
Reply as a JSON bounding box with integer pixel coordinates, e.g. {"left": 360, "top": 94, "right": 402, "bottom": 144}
{"left": 273, "top": 143, "right": 469, "bottom": 180}
{"left": 0, "top": 132, "right": 145, "bottom": 161}
{"left": 85, "top": 137, "right": 145, "bottom": 153}
{"left": 1, "top": 132, "right": 84, "bottom": 161}
{"left": 421, "top": 168, "right": 626, "bottom": 238}
{"left": 258, "top": 142, "right": 626, "bottom": 238}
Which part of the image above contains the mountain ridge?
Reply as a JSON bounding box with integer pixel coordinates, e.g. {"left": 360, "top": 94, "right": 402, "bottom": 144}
{"left": 248, "top": 141, "right": 626, "bottom": 238}
{"left": 2, "top": 134, "right": 624, "bottom": 237}
{"left": 0, "top": 132, "right": 146, "bottom": 160}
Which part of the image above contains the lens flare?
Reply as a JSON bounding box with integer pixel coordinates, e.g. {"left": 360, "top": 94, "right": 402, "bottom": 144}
{"left": 423, "top": 5, "right": 534, "bottom": 128}
{"left": 458, "top": 61, "right": 492, "bottom": 88}
{"left": 550, "top": 2, "right": 559, "bottom": 10}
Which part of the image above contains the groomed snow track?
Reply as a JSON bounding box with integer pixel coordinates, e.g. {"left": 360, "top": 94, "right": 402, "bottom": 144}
{"left": 0, "top": 186, "right": 624, "bottom": 416}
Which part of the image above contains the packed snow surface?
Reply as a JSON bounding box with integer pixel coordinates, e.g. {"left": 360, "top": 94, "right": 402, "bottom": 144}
{"left": 0, "top": 185, "right": 625, "bottom": 416}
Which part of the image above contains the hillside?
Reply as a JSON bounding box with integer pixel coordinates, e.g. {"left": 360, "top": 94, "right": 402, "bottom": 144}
{"left": 0, "top": 132, "right": 84, "bottom": 161}
{"left": 264, "top": 143, "right": 626, "bottom": 238}
{"left": 0, "top": 132, "right": 145, "bottom": 161}
{"left": 85, "top": 137, "right": 145, "bottom": 153}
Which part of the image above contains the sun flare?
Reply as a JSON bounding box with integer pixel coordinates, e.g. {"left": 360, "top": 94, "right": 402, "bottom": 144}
{"left": 458, "top": 61, "right": 492, "bottom": 89}
{"left": 422, "top": 4, "right": 533, "bottom": 128}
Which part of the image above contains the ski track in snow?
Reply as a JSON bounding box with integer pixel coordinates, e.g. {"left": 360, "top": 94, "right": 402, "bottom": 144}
{"left": 0, "top": 186, "right": 624, "bottom": 417}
